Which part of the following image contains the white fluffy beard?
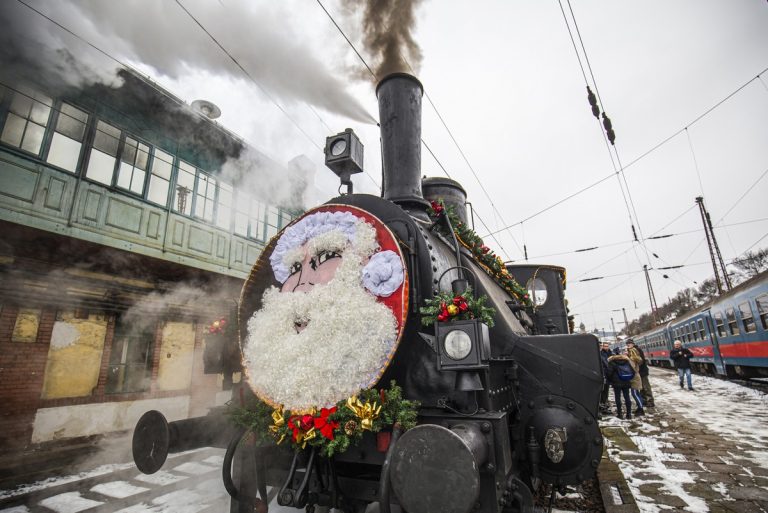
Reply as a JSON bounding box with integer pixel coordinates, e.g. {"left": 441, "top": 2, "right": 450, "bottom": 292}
{"left": 243, "top": 252, "right": 398, "bottom": 411}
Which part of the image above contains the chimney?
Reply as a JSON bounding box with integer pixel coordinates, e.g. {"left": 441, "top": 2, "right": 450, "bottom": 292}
{"left": 376, "top": 73, "right": 429, "bottom": 212}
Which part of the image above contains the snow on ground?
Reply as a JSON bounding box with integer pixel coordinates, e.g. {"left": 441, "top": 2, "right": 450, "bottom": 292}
{"left": 0, "top": 463, "right": 136, "bottom": 501}
{"left": 601, "top": 367, "right": 768, "bottom": 513}
{"left": 0, "top": 447, "right": 213, "bottom": 501}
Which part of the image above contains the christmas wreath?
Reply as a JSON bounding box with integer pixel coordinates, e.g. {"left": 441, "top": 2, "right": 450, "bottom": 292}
{"left": 420, "top": 288, "right": 496, "bottom": 327}
{"left": 428, "top": 200, "right": 532, "bottom": 307}
{"left": 229, "top": 382, "right": 418, "bottom": 457}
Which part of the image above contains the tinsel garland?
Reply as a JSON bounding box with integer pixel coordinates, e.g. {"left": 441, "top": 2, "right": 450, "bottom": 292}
{"left": 420, "top": 287, "right": 496, "bottom": 327}
{"left": 427, "top": 200, "right": 532, "bottom": 307}
{"left": 228, "top": 382, "right": 419, "bottom": 457}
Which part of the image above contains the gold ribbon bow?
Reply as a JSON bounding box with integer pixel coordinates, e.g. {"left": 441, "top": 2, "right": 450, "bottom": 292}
{"left": 295, "top": 427, "right": 317, "bottom": 449}
{"left": 270, "top": 406, "right": 286, "bottom": 444}
{"left": 346, "top": 396, "right": 382, "bottom": 431}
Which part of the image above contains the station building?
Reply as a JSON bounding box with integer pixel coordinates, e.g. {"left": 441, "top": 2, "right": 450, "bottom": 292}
{"left": 0, "top": 68, "right": 308, "bottom": 451}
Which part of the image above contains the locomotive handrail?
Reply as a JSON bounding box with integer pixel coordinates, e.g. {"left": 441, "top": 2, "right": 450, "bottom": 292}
{"left": 436, "top": 265, "right": 477, "bottom": 293}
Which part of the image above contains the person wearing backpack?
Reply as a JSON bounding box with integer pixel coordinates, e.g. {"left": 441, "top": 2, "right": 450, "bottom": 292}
{"left": 607, "top": 352, "right": 635, "bottom": 419}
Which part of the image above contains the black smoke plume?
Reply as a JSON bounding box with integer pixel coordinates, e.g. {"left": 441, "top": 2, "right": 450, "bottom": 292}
{"left": 343, "top": 0, "right": 424, "bottom": 79}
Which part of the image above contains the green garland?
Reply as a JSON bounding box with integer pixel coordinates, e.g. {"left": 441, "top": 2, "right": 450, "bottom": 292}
{"left": 427, "top": 199, "right": 532, "bottom": 307}
{"left": 420, "top": 287, "right": 495, "bottom": 327}
{"left": 228, "top": 382, "right": 419, "bottom": 457}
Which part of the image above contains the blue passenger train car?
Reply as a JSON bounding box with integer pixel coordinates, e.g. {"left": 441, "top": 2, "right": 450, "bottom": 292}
{"left": 631, "top": 271, "right": 768, "bottom": 378}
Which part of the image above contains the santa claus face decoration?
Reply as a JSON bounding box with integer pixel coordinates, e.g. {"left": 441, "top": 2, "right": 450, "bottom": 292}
{"left": 241, "top": 205, "right": 409, "bottom": 412}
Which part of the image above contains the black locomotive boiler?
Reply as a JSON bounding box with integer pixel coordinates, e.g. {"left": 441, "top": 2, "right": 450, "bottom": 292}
{"left": 131, "top": 73, "right": 604, "bottom": 513}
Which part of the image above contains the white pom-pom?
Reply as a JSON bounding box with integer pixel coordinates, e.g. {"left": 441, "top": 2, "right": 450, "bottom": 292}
{"left": 362, "top": 250, "right": 404, "bottom": 297}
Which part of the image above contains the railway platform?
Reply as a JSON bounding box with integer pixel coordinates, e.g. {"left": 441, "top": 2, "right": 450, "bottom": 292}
{"left": 599, "top": 367, "right": 768, "bottom": 513}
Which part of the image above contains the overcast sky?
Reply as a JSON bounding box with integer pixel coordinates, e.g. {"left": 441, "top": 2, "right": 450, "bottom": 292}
{"left": 7, "top": 0, "right": 768, "bottom": 334}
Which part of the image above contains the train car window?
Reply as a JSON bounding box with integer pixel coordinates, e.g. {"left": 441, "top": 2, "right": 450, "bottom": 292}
{"left": 690, "top": 322, "right": 698, "bottom": 341}
{"left": 697, "top": 319, "right": 706, "bottom": 339}
{"left": 726, "top": 308, "right": 740, "bottom": 336}
{"left": 194, "top": 171, "right": 216, "bottom": 223}
{"left": 0, "top": 86, "right": 52, "bottom": 156}
{"left": 714, "top": 313, "right": 726, "bottom": 337}
{"left": 46, "top": 102, "right": 88, "bottom": 173}
{"left": 684, "top": 324, "right": 691, "bottom": 342}
{"left": 147, "top": 148, "right": 173, "bottom": 207}
{"left": 116, "top": 137, "right": 151, "bottom": 196}
{"left": 757, "top": 294, "right": 768, "bottom": 330}
{"left": 739, "top": 302, "right": 756, "bottom": 334}
{"left": 173, "top": 160, "right": 196, "bottom": 216}
{"left": 86, "top": 120, "right": 121, "bottom": 186}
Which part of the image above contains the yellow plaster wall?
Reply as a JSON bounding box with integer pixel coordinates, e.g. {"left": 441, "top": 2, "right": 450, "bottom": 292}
{"left": 156, "top": 322, "right": 195, "bottom": 391}
{"left": 41, "top": 311, "right": 107, "bottom": 399}
{"left": 12, "top": 308, "right": 41, "bottom": 343}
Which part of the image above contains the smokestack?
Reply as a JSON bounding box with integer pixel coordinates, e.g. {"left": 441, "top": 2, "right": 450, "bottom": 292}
{"left": 376, "top": 73, "right": 429, "bottom": 212}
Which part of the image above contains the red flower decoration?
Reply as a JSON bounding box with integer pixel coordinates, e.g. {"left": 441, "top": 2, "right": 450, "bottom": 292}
{"left": 314, "top": 407, "right": 339, "bottom": 440}
{"left": 300, "top": 415, "right": 314, "bottom": 431}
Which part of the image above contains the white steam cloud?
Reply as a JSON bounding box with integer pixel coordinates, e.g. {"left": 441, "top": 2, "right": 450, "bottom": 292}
{"left": 0, "top": 0, "right": 375, "bottom": 123}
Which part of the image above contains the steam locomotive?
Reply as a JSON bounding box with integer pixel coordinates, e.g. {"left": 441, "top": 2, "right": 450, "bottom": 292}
{"left": 131, "top": 73, "right": 604, "bottom": 513}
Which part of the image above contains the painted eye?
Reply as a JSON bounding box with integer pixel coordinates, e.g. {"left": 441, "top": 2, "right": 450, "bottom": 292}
{"left": 289, "top": 262, "right": 302, "bottom": 276}
{"left": 317, "top": 250, "right": 341, "bottom": 265}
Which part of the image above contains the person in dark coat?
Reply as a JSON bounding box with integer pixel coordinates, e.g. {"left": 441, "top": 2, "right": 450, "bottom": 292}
{"left": 607, "top": 353, "right": 634, "bottom": 419}
{"left": 627, "top": 339, "right": 654, "bottom": 407}
{"left": 599, "top": 342, "right": 612, "bottom": 412}
{"left": 670, "top": 339, "right": 694, "bottom": 390}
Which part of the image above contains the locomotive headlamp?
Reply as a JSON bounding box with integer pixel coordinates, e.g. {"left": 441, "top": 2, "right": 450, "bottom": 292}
{"left": 436, "top": 319, "right": 490, "bottom": 371}
{"left": 527, "top": 277, "right": 548, "bottom": 306}
{"left": 324, "top": 128, "right": 364, "bottom": 194}
{"left": 444, "top": 330, "right": 472, "bottom": 360}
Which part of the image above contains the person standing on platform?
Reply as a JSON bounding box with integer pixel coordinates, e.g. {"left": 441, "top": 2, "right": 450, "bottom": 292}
{"left": 627, "top": 339, "right": 654, "bottom": 407}
{"left": 670, "top": 339, "right": 694, "bottom": 390}
{"left": 625, "top": 344, "right": 645, "bottom": 416}
{"left": 607, "top": 351, "right": 635, "bottom": 419}
{"left": 600, "top": 342, "right": 613, "bottom": 414}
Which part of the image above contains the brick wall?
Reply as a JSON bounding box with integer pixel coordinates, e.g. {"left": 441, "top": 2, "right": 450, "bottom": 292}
{"left": 0, "top": 305, "right": 52, "bottom": 451}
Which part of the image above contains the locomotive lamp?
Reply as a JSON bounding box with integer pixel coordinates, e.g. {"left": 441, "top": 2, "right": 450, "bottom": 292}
{"left": 324, "top": 128, "right": 364, "bottom": 194}
{"left": 436, "top": 319, "right": 490, "bottom": 372}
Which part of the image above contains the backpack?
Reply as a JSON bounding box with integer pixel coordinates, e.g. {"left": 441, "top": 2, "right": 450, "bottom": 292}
{"left": 616, "top": 361, "right": 635, "bottom": 382}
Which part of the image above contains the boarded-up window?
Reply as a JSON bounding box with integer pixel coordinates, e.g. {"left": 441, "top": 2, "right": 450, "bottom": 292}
{"left": 41, "top": 310, "right": 107, "bottom": 399}
{"left": 12, "top": 308, "right": 41, "bottom": 343}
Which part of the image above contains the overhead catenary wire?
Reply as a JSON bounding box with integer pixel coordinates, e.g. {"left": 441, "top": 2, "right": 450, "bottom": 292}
{"left": 482, "top": 66, "right": 768, "bottom": 238}
{"left": 559, "top": 0, "right": 656, "bottom": 272}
